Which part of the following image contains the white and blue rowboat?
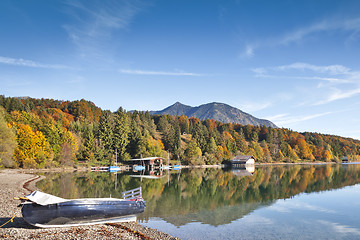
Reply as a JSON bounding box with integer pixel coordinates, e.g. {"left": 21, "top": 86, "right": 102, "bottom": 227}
{"left": 18, "top": 187, "right": 146, "bottom": 228}
{"left": 108, "top": 165, "right": 122, "bottom": 172}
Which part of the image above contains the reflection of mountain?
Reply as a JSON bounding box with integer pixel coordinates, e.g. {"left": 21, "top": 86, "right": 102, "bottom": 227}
{"left": 161, "top": 201, "right": 272, "bottom": 227}
{"left": 37, "top": 164, "right": 360, "bottom": 227}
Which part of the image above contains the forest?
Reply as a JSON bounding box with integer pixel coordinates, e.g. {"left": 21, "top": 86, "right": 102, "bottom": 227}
{"left": 0, "top": 95, "right": 360, "bottom": 168}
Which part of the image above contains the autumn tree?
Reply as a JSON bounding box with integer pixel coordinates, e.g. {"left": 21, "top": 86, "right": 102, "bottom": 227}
{"left": 184, "top": 138, "right": 202, "bottom": 164}
{"left": 144, "top": 133, "right": 165, "bottom": 157}
{"left": 13, "top": 124, "right": 52, "bottom": 168}
{"left": 0, "top": 107, "right": 17, "bottom": 167}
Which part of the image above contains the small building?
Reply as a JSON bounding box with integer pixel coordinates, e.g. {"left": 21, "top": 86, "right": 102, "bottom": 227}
{"left": 342, "top": 156, "right": 349, "bottom": 162}
{"left": 230, "top": 155, "right": 255, "bottom": 168}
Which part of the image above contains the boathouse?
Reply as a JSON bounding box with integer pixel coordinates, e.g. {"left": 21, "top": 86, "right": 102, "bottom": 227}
{"left": 230, "top": 155, "right": 255, "bottom": 167}
{"left": 127, "top": 157, "right": 164, "bottom": 171}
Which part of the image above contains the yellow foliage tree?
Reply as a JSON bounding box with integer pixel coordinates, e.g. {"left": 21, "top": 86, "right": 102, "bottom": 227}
{"left": 323, "top": 150, "right": 332, "bottom": 161}
{"left": 14, "top": 124, "right": 52, "bottom": 168}
{"left": 145, "top": 135, "right": 164, "bottom": 157}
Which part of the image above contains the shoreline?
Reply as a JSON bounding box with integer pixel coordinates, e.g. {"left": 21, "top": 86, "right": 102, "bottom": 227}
{"left": 0, "top": 169, "right": 179, "bottom": 240}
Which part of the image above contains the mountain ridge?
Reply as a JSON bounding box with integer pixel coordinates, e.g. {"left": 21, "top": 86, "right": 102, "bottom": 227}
{"left": 150, "top": 102, "right": 277, "bottom": 128}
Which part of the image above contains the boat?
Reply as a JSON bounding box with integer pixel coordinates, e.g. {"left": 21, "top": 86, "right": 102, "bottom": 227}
{"left": 17, "top": 187, "right": 146, "bottom": 228}
{"left": 172, "top": 165, "right": 181, "bottom": 170}
{"left": 109, "top": 149, "right": 121, "bottom": 172}
{"left": 108, "top": 166, "right": 122, "bottom": 172}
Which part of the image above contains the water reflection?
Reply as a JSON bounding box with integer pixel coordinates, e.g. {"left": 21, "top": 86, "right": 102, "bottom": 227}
{"left": 231, "top": 164, "right": 255, "bottom": 177}
{"left": 36, "top": 164, "right": 360, "bottom": 227}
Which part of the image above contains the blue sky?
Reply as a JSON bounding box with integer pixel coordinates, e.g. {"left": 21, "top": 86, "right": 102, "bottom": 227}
{"left": 1, "top": 0, "right": 360, "bottom": 139}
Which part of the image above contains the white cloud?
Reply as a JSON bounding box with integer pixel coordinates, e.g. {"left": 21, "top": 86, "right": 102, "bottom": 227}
{"left": 0, "top": 56, "right": 68, "bottom": 69}
{"left": 119, "top": 69, "right": 204, "bottom": 76}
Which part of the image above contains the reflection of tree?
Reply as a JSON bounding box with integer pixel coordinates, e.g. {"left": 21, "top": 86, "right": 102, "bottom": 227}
{"left": 37, "top": 164, "right": 360, "bottom": 226}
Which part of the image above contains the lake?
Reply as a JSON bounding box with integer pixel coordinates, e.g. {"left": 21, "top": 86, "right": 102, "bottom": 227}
{"left": 36, "top": 163, "right": 360, "bottom": 239}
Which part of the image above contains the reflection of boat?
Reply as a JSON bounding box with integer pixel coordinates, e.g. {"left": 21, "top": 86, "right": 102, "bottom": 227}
{"left": 18, "top": 187, "right": 146, "bottom": 228}
{"left": 133, "top": 165, "right": 145, "bottom": 171}
{"left": 130, "top": 175, "right": 164, "bottom": 179}
{"left": 160, "top": 165, "right": 172, "bottom": 170}
{"left": 91, "top": 166, "right": 109, "bottom": 172}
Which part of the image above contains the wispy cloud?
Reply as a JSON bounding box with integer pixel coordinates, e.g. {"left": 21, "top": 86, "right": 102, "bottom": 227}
{"left": 63, "top": 0, "right": 144, "bottom": 56}
{"left": 280, "top": 17, "right": 360, "bottom": 45}
{"left": 246, "top": 17, "right": 360, "bottom": 57}
{"left": 0, "top": 56, "right": 69, "bottom": 69}
{"left": 266, "top": 112, "right": 333, "bottom": 126}
{"left": 276, "top": 62, "right": 351, "bottom": 75}
{"left": 245, "top": 45, "right": 255, "bottom": 58}
{"left": 240, "top": 44, "right": 257, "bottom": 58}
{"left": 119, "top": 69, "right": 204, "bottom": 76}
{"left": 238, "top": 101, "right": 272, "bottom": 112}
{"left": 253, "top": 62, "right": 360, "bottom": 105}
{"left": 315, "top": 87, "right": 360, "bottom": 105}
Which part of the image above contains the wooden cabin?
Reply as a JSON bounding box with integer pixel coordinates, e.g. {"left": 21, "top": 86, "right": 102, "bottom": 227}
{"left": 342, "top": 156, "right": 349, "bottom": 163}
{"left": 230, "top": 155, "right": 255, "bottom": 168}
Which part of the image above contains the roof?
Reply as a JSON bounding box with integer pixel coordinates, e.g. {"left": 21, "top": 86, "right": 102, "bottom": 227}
{"left": 231, "top": 155, "right": 255, "bottom": 162}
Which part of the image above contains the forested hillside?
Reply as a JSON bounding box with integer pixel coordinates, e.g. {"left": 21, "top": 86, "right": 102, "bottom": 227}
{"left": 0, "top": 96, "right": 359, "bottom": 168}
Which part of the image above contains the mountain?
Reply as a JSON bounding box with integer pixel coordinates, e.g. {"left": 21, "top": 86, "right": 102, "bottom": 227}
{"left": 151, "top": 102, "right": 277, "bottom": 128}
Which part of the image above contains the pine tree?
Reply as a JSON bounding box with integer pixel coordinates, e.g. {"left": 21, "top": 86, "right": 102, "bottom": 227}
{"left": 113, "top": 110, "right": 129, "bottom": 160}
{"left": 97, "top": 111, "right": 115, "bottom": 160}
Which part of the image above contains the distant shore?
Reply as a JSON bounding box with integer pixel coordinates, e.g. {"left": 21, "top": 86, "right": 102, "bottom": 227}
{"left": 6, "top": 160, "right": 341, "bottom": 173}
{"left": 0, "top": 169, "right": 179, "bottom": 240}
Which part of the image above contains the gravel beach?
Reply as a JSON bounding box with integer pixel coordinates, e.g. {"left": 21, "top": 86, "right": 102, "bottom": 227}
{"left": 0, "top": 169, "right": 179, "bottom": 240}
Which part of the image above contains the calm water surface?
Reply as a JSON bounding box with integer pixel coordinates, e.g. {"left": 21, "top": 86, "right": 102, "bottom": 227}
{"left": 37, "top": 163, "right": 360, "bottom": 239}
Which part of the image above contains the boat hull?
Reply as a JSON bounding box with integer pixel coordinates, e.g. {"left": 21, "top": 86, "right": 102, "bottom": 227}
{"left": 22, "top": 199, "right": 146, "bottom": 227}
